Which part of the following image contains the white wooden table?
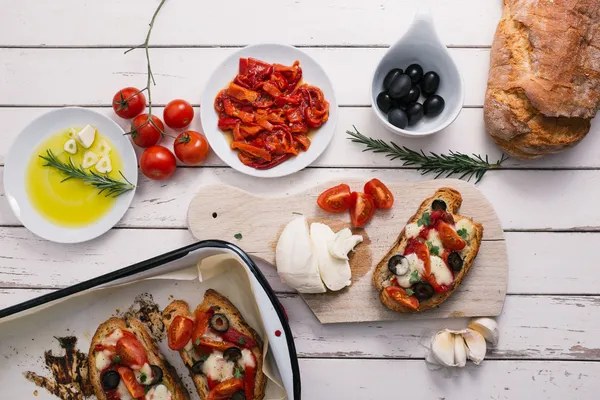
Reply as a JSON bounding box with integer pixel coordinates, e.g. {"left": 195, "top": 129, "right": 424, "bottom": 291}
{"left": 1, "top": 1, "right": 599, "bottom": 398}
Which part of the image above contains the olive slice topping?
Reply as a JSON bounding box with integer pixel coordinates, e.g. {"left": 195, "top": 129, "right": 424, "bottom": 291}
{"left": 448, "top": 252, "right": 464, "bottom": 272}
{"left": 223, "top": 346, "right": 242, "bottom": 363}
{"left": 101, "top": 370, "right": 120, "bottom": 390}
{"left": 412, "top": 282, "right": 434, "bottom": 300}
{"left": 209, "top": 313, "right": 230, "bottom": 332}
{"left": 149, "top": 365, "right": 163, "bottom": 384}
{"left": 388, "top": 255, "right": 409, "bottom": 276}
{"left": 232, "top": 391, "right": 246, "bottom": 400}
{"left": 432, "top": 199, "right": 447, "bottom": 211}
{"left": 191, "top": 360, "right": 205, "bottom": 375}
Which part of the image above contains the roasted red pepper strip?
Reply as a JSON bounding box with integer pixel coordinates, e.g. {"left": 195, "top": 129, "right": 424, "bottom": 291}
{"left": 227, "top": 82, "right": 259, "bottom": 103}
{"left": 249, "top": 154, "right": 292, "bottom": 170}
{"left": 244, "top": 364, "right": 256, "bottom": 400}
{"left": 197, "top": 338, "right": 236, "bottom": 352}
{"left": 192, "top": 310, "right": 210, "bottom": 345}
{"left": 231, "top": 142, "right": 272, "bottom": 161}
{"left": 222, "top": 328, "right": 258, "bottom": 349}
{"left": 207, "top": 378, "right": 244, "bottom": 400}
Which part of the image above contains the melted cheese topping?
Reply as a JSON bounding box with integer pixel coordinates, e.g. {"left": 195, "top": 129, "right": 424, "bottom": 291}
{"left": 427, "top": 230, "right": 443, "bottom": 250}
{"left": 455, "top": 218, "right": 473, "bottom": 241}
{"left": 135, "top": 363, "right": 154, "bottom": 385}
{"left": 405, "top": 223, "right": 421, "bottom": 239}
{"left": 116, "top": 381, "right": 133, "bottom": 400}
{"left": 430, "top": 255, "right": 453, "bottom": 285}
{"left": 104, "top": 329, "right": 123, "bottom": 347}
{"left": 239, "top": 349, "right": 256, "bottom": 368}
{"left": 95, "top": 350, "right": 113, "bottom": 371}
{"left": 204, "top": 330, "right": 224, "bottom": 342}
{"left": 145, "top": 384, "right": 172, "bottom": 400}
{"left": 395, "top": 253, "right": 425, "bottom": 288}
{"left": 202, "top": 351, "right": 235, "bottom": 381}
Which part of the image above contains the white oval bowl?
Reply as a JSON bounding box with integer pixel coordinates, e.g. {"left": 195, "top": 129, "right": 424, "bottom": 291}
{"left": 200, "top": 43, "right": 338, "bottom": 178}
{"left": 3, "top": 107, "right": 138, "bottom": 243}
{"left": 371, "top": 11, "right": 464, "bottom": 137}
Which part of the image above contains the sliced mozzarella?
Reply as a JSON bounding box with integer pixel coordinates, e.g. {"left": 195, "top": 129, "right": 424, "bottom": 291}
{"left": 95, "top": 350, "right": 113, "bottom": 371}
{"left": 183, "top": 339, "right": 194, "bottom": 352}
{"left": 97, "top": 139, "right": 112, "bottom": 156}
{"left": 202, "top": 351, "right": 235, "bottom": 382}
{"left": 95, "top": 155, "right": 112, "bottom": 173}
{"left": 405, "top": 223, "right": 421, "bottom": 239}
{"left": 395, "top": 253, "right": 425, "bottom": 288}
{"left": 310, "top": 222, "right": 352, "bottom": 291}
{"left": 327, "top": 228, "right": 363, "bottom": 260}
{"left": 275, "top": 216, "right": 326, "bottom": 293}
{"left": 103, "top": 329, "right": 123, "bottom": 347}
{"left": 135, "top": 363, "right": 153, "bottom": 385}
{"left": 239, "top": 349, "right": 256, "bottom": 368}
{"left": 145, "top": 384, "right": 172, "bottom": 400}
{"left": 82, "top": 151, "right": 99, "bottom": 168}
{"left": 427, "top": 230, "right": 444, "bottom": 251}
{"left": 455, "top": 218, "right": 474, "bottom": 241}
{"left": 430, "top": 255, "right": 453, "bottom": 285}
{"left": 63, "top": 139, "right": 77, "bottom": 154}
{"left": 75, "top": 124, "right": 96, "bottom": 148}
{"left": 116, "top": 381, "right": 134, "bottom": 400}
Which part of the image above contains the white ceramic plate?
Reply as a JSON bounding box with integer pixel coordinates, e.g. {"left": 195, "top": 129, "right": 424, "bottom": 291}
{"left": 200, "top": 43, "right": 338, "bottom": 178}
{"left": 3, "top": 107, "right": 138, "bottom": 243}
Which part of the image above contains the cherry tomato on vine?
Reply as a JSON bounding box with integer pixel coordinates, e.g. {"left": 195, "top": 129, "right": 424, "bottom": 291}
{"left": 140, "top": 146, "right": 177, "bottom": 180}
{"left": 164, "top": 99, "right": 194, "bottom": 129}
{"left": 130, "top": 114, "right": 164, "bottom": 148}
{"left": 112, "top": 87, "right": 146, "bottom": 119}
{"left": 173, "top": 131, "right": 210, "bottom": 166}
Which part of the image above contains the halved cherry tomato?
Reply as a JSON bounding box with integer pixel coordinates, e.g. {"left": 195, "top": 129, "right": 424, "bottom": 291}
{"left": 207, "top": 378, "right": 244, "bottom": 400}
{"left": 384, "top": 286, "right": 419, "bottom": 310}
{"left": 349, "top": 192, "right": 376, "bottom": 227}
{"left": 404, "top": 238, "right": 431, "bottom": 276}
{"left": 116, "top": 335, "right": 147, "bottom": 368}
{"left": 364, "top": 178, "right": 394, "bottom": 209}
{"left": 117, "top": 366, "right": 145, "bottom": 398}
{"left": 164, "top": 99, "right": 194, "bottom": 129}
{"left": 168, "top": 315, "right": 194, "bottom": 351}
{"left": 112, "top": 87, "right": 146, "bottom": 119}
{"left": 316, "top": 184, "right": 351, "bottom": 213}
{"left": 192, "top": 311, "right": 211, "bottom": 346}
{"left": 437, "top": 221, "right": 466, "bottom": 251}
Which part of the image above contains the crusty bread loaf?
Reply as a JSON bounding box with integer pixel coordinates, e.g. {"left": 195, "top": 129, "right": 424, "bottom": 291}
{"left": 484, "top": 0, "right": 600, "bottom": 159}
{"left": 162, "top": 289, "right": 266, "bottom": 400}
{"left": 373, "top": 188, "right": 483, "bottom": 313}
{"left": 88, "top": 317, "right": 189, "bottom": 400}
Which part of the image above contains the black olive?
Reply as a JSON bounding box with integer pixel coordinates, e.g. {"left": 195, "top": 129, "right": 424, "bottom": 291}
{"left": 388, "top": 74, "right": 412, "bottom": 99}
{"left": 223, "top": 346, "right": 242, "bottom": 363}
{"left": 405, "top": 102, "right": 424, "bottom": 126}
{"left": 405, "top": 64, "right": 424, "bottom": 84}
{"left": 423, "top": 95, "right": 445, "bottom": 117}
{"left": 210, "top": 313, "right": 230, "bottom": 332}
{"left": 420, "top": 71, "right": 440, "bottom": 96}
{"left": 376, "top": 91, "right": 394, "bottom": 113}
{"left": 149, "top": 365, "right": 163, "bottom": 384}
{"left": 387, "top": 108, "right": 408, "bottom": 129}
{"left": 191, "top": 360, "right": 205, "bottom": 374}
{"left": 412, "top": 282, "right": 434, "bottom": 300}
{"left": 431, "top": 199, "right": 447, "bottom": 211}
{"left": 101, "top": 370, "right": 120, "bottom": 391}
{"left": 397, "top": 85, "right": 420, "bottom": 107}
{"left": 231, "top": 391, "right": 246, "bottom": 400}
{"left": 383, "top": 68, "right": 403, "bottom": 91}
{"left": 387, "top": 255, "right": 408, "bottom": 276}
{"left": 448, "top": 252, "right": 464, "bottom": 272}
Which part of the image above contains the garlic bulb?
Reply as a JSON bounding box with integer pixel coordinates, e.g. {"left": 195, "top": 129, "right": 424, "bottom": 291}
{"left": 430, "top": 330, "right": 456, "bottom": 367}
{"left": 468, "top": 317, "right": 499, "bottom": 346}
{"left": 462, "top": 329, "right": 487, "bottom": 365}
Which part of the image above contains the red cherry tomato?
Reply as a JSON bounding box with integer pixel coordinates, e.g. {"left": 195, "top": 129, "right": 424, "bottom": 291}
{"left": 192, "top": 311, "right": 210, "bottom": 345}
{"left": 140, "top": 146, "right": 177, "bottom": 180}
{"left": 112, "top": 87, "right": 146, "bottom": 119}
{"left": 437, "top": 221, "right": 467, "bottom": 250}
{"left": 164, "top": 99, "right": 194, "bottom": 129}
{"left": 174, "top": 131, "right": 210, "bottom": 166}
{"left": 364, "top": 178, "right": 394, "bottom": 209}
{"left": 207, "top": 378, "right": 244, "bottom": 400}
{"left": 116, "top": 335, "right": 147, "bottom": 368}
{"left": 117, "top": 366, "right": 146, "bottom": 398}
{"left": 384, "top": 286, "right": 419, "bottom": 310}
{"left": 316, "top": 184, "right": 352, "bottom": 213}
{"left": 349, "top": 192, "right": 376, "bottom": 227}
{"left": 168, "top": 316, "right": 194, "bottom": 350}
{"left": 130, "top": 114, "right": 164, "bottom": 148}
{"left": 425, "top": 274, "right": 452, "bottom": 294}
{"left": 404, "top": 237, "right": 431, "bottom": 277}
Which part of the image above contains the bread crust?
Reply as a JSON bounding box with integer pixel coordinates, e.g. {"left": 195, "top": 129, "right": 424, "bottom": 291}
{"left": 88, "top": 317, "right": 190, "bottom": 400}
{"left": 162, "top": 289, "right": 266, "bottom": 400}
{"left": 372, "top": 188, "right": 483, "bottom": 312}
{"left": 484, "top": 0, "right": 600, "bottom": 159}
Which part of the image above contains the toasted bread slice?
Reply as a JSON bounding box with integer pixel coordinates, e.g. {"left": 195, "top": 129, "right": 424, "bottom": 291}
{"left": 373, "top": 188, "right": 483, "bottom": 312}
{"left": 162, "top": 289, "right": 266, "bottom": 400}
{"left": 88, "top": 317, "right": 189, "bottom": 400}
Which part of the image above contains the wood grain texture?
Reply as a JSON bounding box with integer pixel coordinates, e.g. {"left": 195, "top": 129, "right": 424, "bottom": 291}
{"left": 188, "top": 180, "right": 507, "bottom": 323}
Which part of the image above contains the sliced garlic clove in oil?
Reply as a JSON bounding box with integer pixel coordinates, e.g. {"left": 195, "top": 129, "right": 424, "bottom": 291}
{"left": 68, "top": 128, "right": 77, "bottom": 139}
{"left": 82, "top": 151, "right": 99, "bottom": 168}
{"left": 468, "top": 317, "right": 499, "bottom": 346}
{"left": 95, "top": 155, "right": 112, "bottom": 173}
{"left": 453, "top": 334, "right": 468, "bottom": 367}
{"left": 430, "top": 329, "right": 456, "bottom": 367}
{"left": 462, "top": 328, "right": 487, "bottom": 365}
{"left": 97, "top": 139, "right": 112, "bottom": 156}
{"left": 64, "top": 139, "right": 77, "bottom": 154}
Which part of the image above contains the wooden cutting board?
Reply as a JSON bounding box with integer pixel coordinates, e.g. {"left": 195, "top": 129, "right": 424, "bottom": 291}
{"left": 188, "top": 179, "right": 508, "bottom": 324}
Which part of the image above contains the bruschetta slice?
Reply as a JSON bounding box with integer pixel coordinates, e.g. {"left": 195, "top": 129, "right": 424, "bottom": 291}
{"left": 162, "top": 289, "right": 266, "bottom": 400}
{"left": 88, "top": 317, "right": 189, "bottom": 400}
{"left": 373, "top": 188, "right": 483, "bottom": 312}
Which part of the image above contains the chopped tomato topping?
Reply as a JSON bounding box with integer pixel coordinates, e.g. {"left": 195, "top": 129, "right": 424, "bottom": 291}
{"left": 384, "top": 286, "right": 419, "bottom": 310}
{"left": 437, "top": 221, "right": 466, "bottom": 251}
{"left": 404, "top": 238, "right": 431, "bottom": 277}
{"left": 207, "top": 378, "right": 244, "bottom": 400}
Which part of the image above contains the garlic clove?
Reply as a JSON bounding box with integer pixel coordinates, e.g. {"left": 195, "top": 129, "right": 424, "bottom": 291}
{"left": 468, "top": 317, "right": 499, "bottom": 346}
{"left": 82, "top": 151, "right": 99, "bottom": 168}
{"left": 95, "top": 155, "right": 112, "bottom": 173}
{"left": 97, "top": 139, "right": 112, "bottom": 156}
{"left": 462, "top": 328, "right": 487, "bottom": 365}
{"left": 68, "top": 128, "right": 77, "bottom": 138}
{"left": 64, "top": 139, "right": 77, "bottom": 155}
{"left": 453, "top": 334, "right": 468, "bottom": 367}
{"left": 430, "top": 330, "right": 456, "bottom": 367}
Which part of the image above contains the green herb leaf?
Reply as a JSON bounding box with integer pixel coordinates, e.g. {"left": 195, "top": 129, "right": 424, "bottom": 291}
{"left": 238, "top": 337, "right": 246, "bottom": 345}
{"left": 234, "top": 233, "right": 243, "bottom": 240}
{"left": 427, "top": 241, "right": 440, "bottom": 256}
{"left": 457, "top": 228, "right": 468, "bottom": 240}
{"left": 234, "top": 366, "right": 244, "bottom": 379}
{"left": 346, "top": 126, "right": 508, "bottom": 184}
{"left": 409, "top": 270, "right": 420, "bottom": 285}
{"left": 199, "top": 353, "right": 209, "bottom": 361}
{"left": 405, "top": 289, "right": 415, "bottom": 296}
{"left": 140, "top": 373, "right": 147, "bottom": 383}
{"left": 418, "top": 212, "right": 431, "bottom": 227}
{"left": 112, "top": 355, "right": 121, "bottom": 364}
{"left": 195, "top": 338, "right": 201, "bottom": 346}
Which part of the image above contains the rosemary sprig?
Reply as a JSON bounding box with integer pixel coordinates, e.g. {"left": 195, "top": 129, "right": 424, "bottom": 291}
{"left": 347, "top": 126, "right": 508, "bottom": 183}
{"left": 39, "top": 150, "right": 135, "bottom": 198}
